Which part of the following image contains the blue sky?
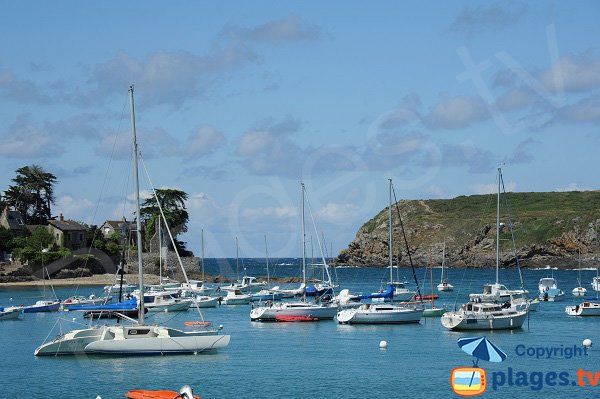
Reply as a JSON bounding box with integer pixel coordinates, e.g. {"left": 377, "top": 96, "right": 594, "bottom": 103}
{"left": 1, "top": 1, "right": 599, "bottom": 258}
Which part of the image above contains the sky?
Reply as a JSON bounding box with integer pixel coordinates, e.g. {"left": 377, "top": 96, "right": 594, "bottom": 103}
{"left": 1, "top": 1, "right": 599, "bottom": 258}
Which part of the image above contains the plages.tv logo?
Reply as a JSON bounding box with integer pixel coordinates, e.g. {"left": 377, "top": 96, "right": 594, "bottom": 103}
{"left": 451, "top": 337, "right": 507, "bottom": 397}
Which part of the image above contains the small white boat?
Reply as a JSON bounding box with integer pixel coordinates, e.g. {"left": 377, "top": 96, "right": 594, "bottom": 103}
{"left": 221, "top": 276, "right": 267, "bottom": 294}
{"left": 437, "top": 241, "right": 454, "bottom": 292}
{"left": 250, "top": 290, "right": 284, "bottom": 302}
{"left": 0, "top": 307, "right": 23, "bottom": 321}
{"left": 509, "top": 293, "right": 539, "bottom": 312}
{"left": 441, "top": 302, "right": 528, "bottom": 331}
{"left": 572, "top": 252, "right": 587, "bottom": 297}
{"left": 565, "top": 301, "right": 600, "bottom": 316}
{"left": 371, "top": 281, "right": 415, "bottom": 302}
{"left": 181, "top": 280, "right": 214, "bottom": 295}
{"left": 189, "top": 295, "right": 218, "bottom": 308}
{"left": 337, "top": 303, "right": 422, "bottom": 324}
{"left": 591, "top": 276, "right": 600, "bottom": 291}
{"left": 333, "top": 289, "right": 362, "bottom": 308}
{"left": 221, "top": 290, "right": 251, "bottom": 305}
{"left": 538, "top": 277, "right": 565, "bottom": 301}
{"left": 138, "top": 291, "right": 192, "bottom": 312}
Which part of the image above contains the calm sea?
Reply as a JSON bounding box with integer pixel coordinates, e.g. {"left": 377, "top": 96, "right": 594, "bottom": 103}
{"left": 1, "top": 259, "right": 599, "bottom": 398}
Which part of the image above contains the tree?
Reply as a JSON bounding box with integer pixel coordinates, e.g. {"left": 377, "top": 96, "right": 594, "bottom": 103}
{"left": 140, "top": 188, "right": 189, "bottom": 252}
{"left": 4, "top": 165, "right": 57, "bottom": 224}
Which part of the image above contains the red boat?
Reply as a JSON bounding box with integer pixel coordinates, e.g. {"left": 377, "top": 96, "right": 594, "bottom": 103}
{"left": 413, "top": 294, "right": 439, "bottom": 301}
{"left": 125, "top": 390, "right": 200, "bottom": 399}
{"left": 275, "top": 315, "right": 319, "bottom": 322}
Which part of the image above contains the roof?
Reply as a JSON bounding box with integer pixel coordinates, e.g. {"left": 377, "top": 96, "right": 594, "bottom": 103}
{"left": 102, "top": 220, "right": 135, "bottom": 229}
{"left": 48, "top": 219, "right": 87, "bottom": 231}
{"left": 2, "top": 209, "right": 26, "bottom": 230}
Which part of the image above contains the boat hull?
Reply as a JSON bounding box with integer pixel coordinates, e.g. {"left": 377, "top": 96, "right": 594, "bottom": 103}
{"left": 336, "top": 306, "right": 423, "bottom": 324}
{"left": 565, "top": 302, "right": 600, "bottom": 316}
{"left": 250, "top": 303, "right": 338, "bottom": 321}
{"left": 0, "top": 308, "right": 23, "bottom": 320}
{"left": 146, "top": 300, "right": 192, "bottom": 312}
{"left": 23, "top": 301, "right": 61, "bottom": 313}
{"left": 441, "top": 311, "right": 527, "bottom": 331}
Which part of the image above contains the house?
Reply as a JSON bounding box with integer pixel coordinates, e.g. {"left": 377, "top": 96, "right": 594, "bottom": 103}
{"left": 47, "top": 214, "right": 87, "bottom": 251}
{"left": 0, "top": 207, "right": 27, "bottom": 235}
{"left": 100, "top": 218, "right": 137, "bottom": 247}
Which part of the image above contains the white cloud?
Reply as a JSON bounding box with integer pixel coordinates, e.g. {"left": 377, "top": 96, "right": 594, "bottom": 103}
{"left": 317, "top": 202, "right": 360, "bottom": 224}
{"left": 426, "top": 184, "right": 446, "bottom": 198}
{"left": 221, "top": 15, "right": 321, "bottom": 45}
{"left": 539, "top": 53, "right": 600, "bottom": 93}
{"left": 240, "top": 206, "right": 297, "bottom": 221}
{"left": 0, "top": 115, "right": 60, "bottom": 158}
{"left": 185, "top": 125, "right": 226, "bottom": 158}
{"left": 54, "top": 195, "right": 95, "bottom": 224}
{"left": 495, "top": 88, "right": 535, "bottom": 112}
{"left": 560, "top": 95, "right": 600, "bottom": 124}
{"left": 425, "top": 95, "right": 489, "bottom": 129}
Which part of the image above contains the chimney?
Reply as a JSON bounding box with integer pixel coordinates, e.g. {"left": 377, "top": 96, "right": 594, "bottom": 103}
{"left": 60, "top": 213, "right": 64, "bottom": 221}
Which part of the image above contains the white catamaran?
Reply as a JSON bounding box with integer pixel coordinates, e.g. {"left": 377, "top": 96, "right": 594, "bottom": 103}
{"left": 35, "top": 86, "right": 230, "bottom": 356}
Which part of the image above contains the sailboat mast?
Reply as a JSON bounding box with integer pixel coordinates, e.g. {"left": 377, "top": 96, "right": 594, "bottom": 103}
{"left": 201, "top": 228, "right": 205, "bottom": 281}
{"left": 129, "top": 85, "right": 145, "bottom": 324}
{"left": 265, "top": 235, "right": 270, "bottom": 286}
{"left": 235, "top": 236, "right": 239, "bottom": 281}
{"left": 301, "top": 182, "right": 307, "bottom": 285}
{"left": 389, "top": 178, "right": 393, "bottom": 283}
{"left": 158, "top": 216, "right": 162, "bottom": 285}
{"left": 441, "top": 240, "right": 446, "bottom": 283}
{"left": 496, "top": 167, "right": 501, "bottom": 285}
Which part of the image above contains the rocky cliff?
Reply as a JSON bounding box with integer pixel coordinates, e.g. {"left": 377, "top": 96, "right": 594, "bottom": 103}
{"left": 336, "top": 191, "right": 600, "bottom": 269}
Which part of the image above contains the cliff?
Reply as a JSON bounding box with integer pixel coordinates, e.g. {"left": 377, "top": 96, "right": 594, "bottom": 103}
{"left": 336, "top": 191, "right": 600, "bottom": 269}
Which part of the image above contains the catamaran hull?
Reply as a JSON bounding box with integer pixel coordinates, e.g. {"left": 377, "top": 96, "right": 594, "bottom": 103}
{"left": 34, "top": 328, "right": 107, "bottom": 356}
{"left": 441, "top": 312, "right": 527, "bottom": 330}
{"left": 84, "top": 334, "right": 231, "bottom": 354}
{"left": 250, "top": 304, "right": 338, "bottom": 321}
{"left": 336, "top": 308, "right": 423, "bottom": 324}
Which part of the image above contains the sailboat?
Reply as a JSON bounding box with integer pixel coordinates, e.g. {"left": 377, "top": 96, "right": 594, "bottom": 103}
{"left": 567, "top": 225, "right": 600, "bottom": 316}
{"left": 423, "top": 250, "right": 446, "bottom": 317}
{"left": 250, "top": 183, "right": 338, "bottom": 321}
{"left": 336, "top": 179, "right": 423, "bottom": 324}
{"left": 250, "top": 236, "right": 284, "bottom": 302}
{"left": 572, "top": 250, "right": 587, "bottom": 297}
{"left": 441, "top": 167, "right": 528, "bottom": 331}
{"left": 436, "top": 241, "right": 454, "bottom": 292}
{"left": 34, "top": 85, "right": 230, "bottom": 356}
{"left": 220, "top": 238, "right": 252, "bottom": 305}
{"left": 186, "top": 229, "right": 218, "bottom": 308}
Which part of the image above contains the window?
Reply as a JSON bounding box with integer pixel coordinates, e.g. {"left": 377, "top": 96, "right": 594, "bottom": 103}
{"left": 79, "top": 233, "right": 83, "bottom": 241}
{"left": 67, "top": 233, "right": 71, "bottom": 241}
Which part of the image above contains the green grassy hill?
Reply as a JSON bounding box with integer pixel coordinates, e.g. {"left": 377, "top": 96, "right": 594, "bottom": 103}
{"left": 337, "top": 191, "right": 600, "bottom": 268}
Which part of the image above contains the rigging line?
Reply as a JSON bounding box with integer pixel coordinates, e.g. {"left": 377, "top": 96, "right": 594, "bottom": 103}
{"left": 390, "top": 182, "right": 423, "bottom": 303}
{"left": 139, "top": 154, "right": 204, "bottom": 322}
{"left": 500, "top": 171, "right": 526, "bottom": 293}
{"left": 68, "top": 98, "right": 130, "bottom": 297}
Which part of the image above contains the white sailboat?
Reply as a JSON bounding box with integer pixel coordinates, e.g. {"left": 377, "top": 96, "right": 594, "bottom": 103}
{"left": 250, "top": 183, "right": 338, "bottom": 322}
{"left": 35, "top": 85, "right": 230, "bottom": 356}
{"left": 436, "top": 241, "right": 454, "bottom": 292}
{"left": 572, "top": 250, "right": 587, "bottom": 297}
{"left": 337, "top": 179, "right": 423, "bottom": 324}
{"left": 186, "top": 229, "right": 218, "bottom": 308}
{"left": 442, "top": 167, "right": 528, "bottom": 331}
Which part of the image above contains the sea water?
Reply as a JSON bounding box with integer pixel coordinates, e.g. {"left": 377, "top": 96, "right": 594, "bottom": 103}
{"left": 1, "top": 261, "right": 599, "bottom": 398}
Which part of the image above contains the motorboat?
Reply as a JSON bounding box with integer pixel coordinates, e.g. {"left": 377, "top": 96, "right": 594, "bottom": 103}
{"left": 181, "top": 280, "right": 214, "bottom": 295}
{"left": 221, "top": 276, "right": 266, "bottom": 294}
{"left": 188, "top": 295, "right": 218, "bottom": 308}
{"left": 135, "top": 290, "right": 192, "bottom": 312}
{"left": 470, "top": 283, "right": 529, "bottom": 303}
{"left": 221, "top": 289, "right": 251, "bottom": 305}
{"left": 591, "top": 276, "right": 600, "bottom": 291}
{"left": 0, "top": 307, "right": 23, "bottom": 321}
{"left": 538, "top": 277, "right": 565, "bottom": 301}
{"left": 565, "top": 301, "right": 600, "bottom": 316}
{"left": 441, "top": 302, "right": 528, "bottom": 330}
